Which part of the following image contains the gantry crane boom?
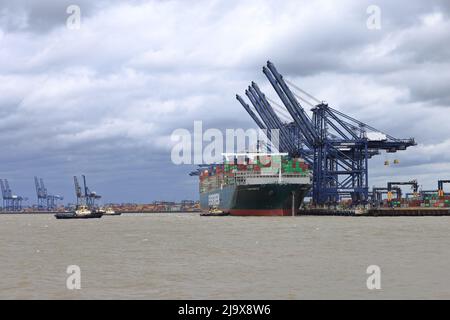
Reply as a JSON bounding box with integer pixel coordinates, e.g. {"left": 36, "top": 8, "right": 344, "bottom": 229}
{"left": 236, "top": 94, "right": 266, "bottom": 131}
{"left": 237, "top": 61, "right": 416, "bottom": 205}
{"left": 246, "top": 87, "right": 283, "bottom": 152}
{"left": 251, "top": 82, "right": 298, "bottom": 153}
{"left": 74, "top": 176, "right": 83, "bottom": 206}
{"left": 264, "top": 62, "right": 318, "bottom": 146}
{"left": 262, "top": 66, "right": 316, "bottom": 149}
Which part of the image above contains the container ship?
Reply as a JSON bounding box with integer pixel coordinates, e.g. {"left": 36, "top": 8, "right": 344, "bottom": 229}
{"left": 197, "top": 155, "right": 311, "bottom": 216}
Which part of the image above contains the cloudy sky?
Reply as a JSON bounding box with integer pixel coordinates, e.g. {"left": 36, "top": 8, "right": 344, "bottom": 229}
{"left": 0, "top": 0, "right": 449, "bottom": 204}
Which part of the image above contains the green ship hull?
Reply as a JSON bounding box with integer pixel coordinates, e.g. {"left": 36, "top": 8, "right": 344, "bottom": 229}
{"left": 200, "top": 183, "right": 310, "bottom": 216}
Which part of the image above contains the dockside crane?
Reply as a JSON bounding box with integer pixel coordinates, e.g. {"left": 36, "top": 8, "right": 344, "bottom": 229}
{"left": 74, "top": 176, "right": 85, "bottom": 207}
{"left": 82, "top": 175, "right": 101, "bottom": 209}
{"left": 47, "top": 194, "right": 64, "bottom": 211}
{"left": 35, "top": 177, "right": 63, "bottom": 211}
{"left": 0, "top": 179, "right": 9, "bottom": 210}
{"left": 35, "top": 176, "right": 47, "bottom": 210}
{"left": 0, "top": 179, "right": 26, "bottom": 211}
{"left": 437, "top": 180, "right": 450, "bottom": 197}
{"left": 387, "top": 180, "right": 419, "bottom": 200}
{"left": 236, "top": 61, "right": 416, "bottom": 206}
{"left": 372, "top": 186, "right": 402, "bottom": 204}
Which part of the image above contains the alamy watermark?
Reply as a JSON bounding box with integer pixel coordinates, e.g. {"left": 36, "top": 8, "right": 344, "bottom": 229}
{"left": 170, "top": 121, "right": 281, "bottom": 165}
{"left": 66, "top": 265, "right": 81, "bottom": 290}
{"left": 366, "top": 5, "right": 381, "bottom": 30}
{"left": 366, "top": 265, "right": 381, "bottom": 290}
{"left": 66, "top": 5, "right": 81, "bottom": 30}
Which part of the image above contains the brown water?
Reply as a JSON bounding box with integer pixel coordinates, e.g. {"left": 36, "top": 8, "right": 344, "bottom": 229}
{"left": 0, "top": 213, "right": 449, "bottom": 299}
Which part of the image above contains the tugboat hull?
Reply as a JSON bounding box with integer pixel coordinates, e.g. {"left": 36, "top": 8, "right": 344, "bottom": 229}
{"left": 103, "top": 212, "right": 122, "bottom": 216}
{"left": 54, "top": 212, "right": 103, "bottom": 219}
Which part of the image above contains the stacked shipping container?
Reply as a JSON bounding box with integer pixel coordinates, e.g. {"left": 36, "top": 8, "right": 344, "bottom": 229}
{"left": 199, "top": 156, "right": 310, "bottom": 194}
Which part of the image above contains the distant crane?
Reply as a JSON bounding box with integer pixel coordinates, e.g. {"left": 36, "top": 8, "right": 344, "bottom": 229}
{"left": 83, "top": 175, "right": 101, "bottom": 208}
{"left": 73, "top": 175, "right": 101, "bottom": 209}
{"left": 0, "top": 179, "right": 26, "bottom": 211}
{"left": 387, "top": 180, "right": 419, "bottom": 200}
{"left": 73, "top": 176, "right": 84, "bottom": 206}
{"left": 372, "top": 186, "right": 401, "bottom": 204}
{"left": 437, "top": 180, "right": 450, "bottom": 197}
{"left": 34, "top": 176, "right": 63, "bottom": 211}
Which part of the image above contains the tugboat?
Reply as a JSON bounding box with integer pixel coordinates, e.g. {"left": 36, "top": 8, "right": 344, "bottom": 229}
{"left": 55, "top": 205, "right": 103, "bottom": 219}
{"left": 200, "top": 207, "right": 229, "bottom": 217}
{"left": 101, "top": 206, "right": 122, "bottom": 216}
{"left": 55, "top": 175, "right": 116, "bottom": 219}
{"left": 55, "top": 175, "right": 105, "bottom": 219}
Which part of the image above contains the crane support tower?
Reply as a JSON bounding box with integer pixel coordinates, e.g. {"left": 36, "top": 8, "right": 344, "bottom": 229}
{"left": 0, "top": 179, "right": 26, "bottom": 211}
{"left": 73, "top": 175, "right": 101, "bottom": 209}
{"left": 237, "top": 61, "right": 416, "bottom": 205}
{"left": 437, "top": 180, "right": 450, "bottom": 197}
{"left": 34, "top": 176, "right": 63, "bottom": 211}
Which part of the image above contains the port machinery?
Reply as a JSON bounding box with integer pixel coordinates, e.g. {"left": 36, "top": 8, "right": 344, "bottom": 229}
{"left": 73, "top": 175, "right": 101, "bottom": 209}
{"left": 437, "top": 180, "right": 450, "bottom": 197}
{"left": 34, "top": 176, "right": 63, "bottom": 211}
{"left": 386, "top": 180, "right": 419, "bottom": 200}
{"left": 236, "top": 61, "right": 416, "bottom": 205}
{"left": 0, "top": 179, "right": 27, "bottom": 211}
{"left": 372, "top": 187, "right": 402, "bottom": 205}
{"left": 396, "top": 180, "right": 450, "bottom": 199}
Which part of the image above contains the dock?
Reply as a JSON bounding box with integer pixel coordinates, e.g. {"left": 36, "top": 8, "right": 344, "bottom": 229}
{"left": 364, "top": 207, "right": 450, "bottom": 217}
{"left": 298, "top": 207, "right": 450, "bottom": 217}
{"left": 298, "top": 208, "right": 357, "bottom": 216}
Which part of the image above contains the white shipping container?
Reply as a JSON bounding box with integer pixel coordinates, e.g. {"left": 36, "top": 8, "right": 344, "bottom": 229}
{"left": 366, "top": 132, "right": 387, "bottom": 141}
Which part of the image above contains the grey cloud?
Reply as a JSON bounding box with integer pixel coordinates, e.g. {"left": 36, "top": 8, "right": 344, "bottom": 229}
{"left": 0, "top": 0, "right": 142, "bottom": 33}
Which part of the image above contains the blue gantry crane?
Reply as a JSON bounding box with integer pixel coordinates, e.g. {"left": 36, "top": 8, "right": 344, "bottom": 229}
{"left": 0, "top": 179, "right": 26, "bottom": 211}
{"left": 73, "top": 175, "right": 101, "bottom": 209}
{"left": 236, "top": 61, "right": 416, "bottom": 205}
{"left": 34, "top": 176, "right": 63, "bottom": 211}
{"left": 83, "top": 175, "right": 101, "bottom": 208}
{"left": 73, "top": 175, "right": 85, "bottom": 206}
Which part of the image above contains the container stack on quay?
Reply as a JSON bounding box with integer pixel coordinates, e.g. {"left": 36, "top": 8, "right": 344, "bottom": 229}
{"left": 374, "top": 194, "right": 450, "bottom": 209}
{"left": 420, "top": 194, "right": 450, "bottom": 208}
